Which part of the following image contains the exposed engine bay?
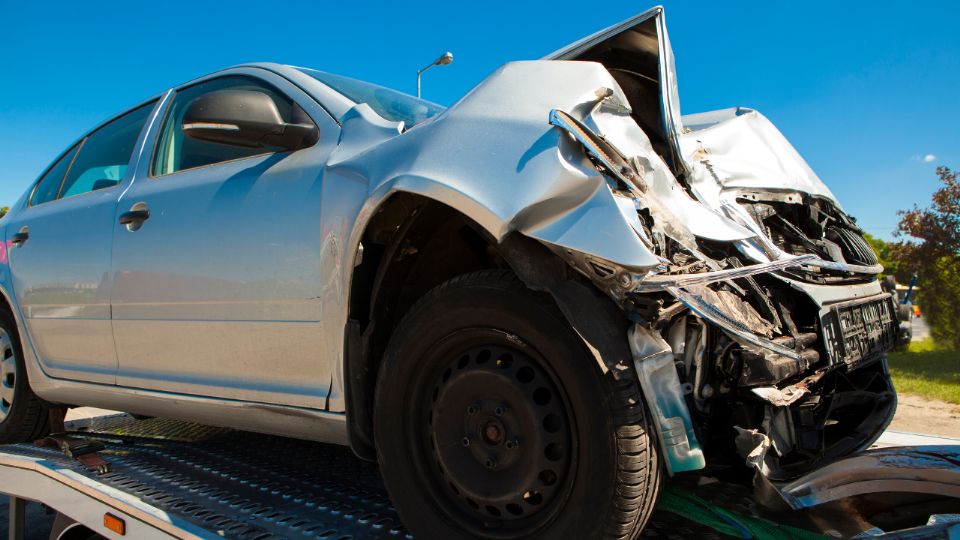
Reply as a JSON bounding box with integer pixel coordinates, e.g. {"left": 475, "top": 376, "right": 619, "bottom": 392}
{"left": 737, "top": 194, "right": 880, "bottom": 284}
{"left": 544, "top": 10, "right": 900, "bottom": 481}
{"left": 552, "top": 106, "right": 900, "bottom": 479}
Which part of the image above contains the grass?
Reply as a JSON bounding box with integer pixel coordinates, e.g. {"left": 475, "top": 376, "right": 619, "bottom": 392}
{"left": 887, "top": 338, "right": 960, "bottom": 404}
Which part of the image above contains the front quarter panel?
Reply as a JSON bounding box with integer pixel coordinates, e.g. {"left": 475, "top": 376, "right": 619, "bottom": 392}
{"left": 332, "top": 61, "right": 694, "bottom": 272}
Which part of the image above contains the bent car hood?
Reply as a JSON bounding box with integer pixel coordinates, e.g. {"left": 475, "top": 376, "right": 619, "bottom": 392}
{"left": 549, "top": 7, "right": 840, "bottom": 205}
{"left": 316, "top": 8, "right": 854, "bottom": 275}
{"left": 547, "top": 6, "right": 685, "bottom": 173}
{"left": 679, "top": 107, "right": 839, "bottom": 207}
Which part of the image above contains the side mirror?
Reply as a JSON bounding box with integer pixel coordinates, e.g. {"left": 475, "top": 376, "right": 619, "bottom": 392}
{"left": 182, "top": 90, "right": 318, "bottom": 151}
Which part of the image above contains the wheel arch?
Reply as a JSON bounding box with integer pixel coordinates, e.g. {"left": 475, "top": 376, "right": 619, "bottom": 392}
{"left": 344, "top": 192, "right": 505, "bottom": 459}
{"left": 0, "top": 282, "right": 31, "bottom": 362}
{"left": 0, "top": 283, "right": 14, "bottom": 319}
{"left": 343, "top": 191, "right": 635, "bottom": 460}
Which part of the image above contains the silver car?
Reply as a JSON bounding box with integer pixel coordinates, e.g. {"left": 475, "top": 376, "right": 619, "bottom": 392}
{"left": 0, "top": 7, "right": 897, "bottom": 539}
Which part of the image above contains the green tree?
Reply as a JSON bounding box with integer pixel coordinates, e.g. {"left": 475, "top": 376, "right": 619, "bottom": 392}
{"left": 893, "top": 166, "right": 960, "bottom": 349}
{"left": 0, "top": 206, "right": 8, "bottom": 219}
{"left": 862, "top": 232, "right": 909, "bottom": 282}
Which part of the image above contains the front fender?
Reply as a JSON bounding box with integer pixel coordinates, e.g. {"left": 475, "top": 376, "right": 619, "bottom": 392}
{"left": 331, "top": 61, "right": 697, "bottom": 272}
{"left": 364, "top": 169, "right": 664, "bottom": 270}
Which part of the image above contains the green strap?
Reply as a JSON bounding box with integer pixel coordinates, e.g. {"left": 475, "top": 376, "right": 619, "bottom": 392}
{"left": 657, "top": 485, "right": 825, "bottom": 540}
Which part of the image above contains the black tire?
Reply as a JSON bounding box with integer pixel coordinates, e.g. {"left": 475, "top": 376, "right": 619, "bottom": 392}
{"left": 895, "top": 322, "right": 912, "bottom": 351}
{"left": 0, "top": 310, "right": 50, "bottom": 443}
{"left": 374, "top": 270, "right": 661, "bottom": 539}
{"left": 897, "top": 303, "right": 912, "bottom": 322}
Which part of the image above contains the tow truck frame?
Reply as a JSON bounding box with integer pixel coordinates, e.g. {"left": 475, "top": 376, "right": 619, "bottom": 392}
{"left": 2, "top": 411, "right": 959, "bottom": 540}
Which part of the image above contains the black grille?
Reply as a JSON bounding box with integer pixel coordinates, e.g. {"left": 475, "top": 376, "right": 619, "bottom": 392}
{"left": 827, "top": 226, "right": 878, "bottom": 266}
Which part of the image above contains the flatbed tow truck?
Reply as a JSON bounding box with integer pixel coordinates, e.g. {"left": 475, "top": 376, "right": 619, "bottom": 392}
{"left": 1, "top": 410, "right": 958, "bottom": 540}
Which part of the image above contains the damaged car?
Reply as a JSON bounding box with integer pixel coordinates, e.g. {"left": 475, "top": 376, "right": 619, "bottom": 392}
{"left": 0, "top": 6, "right": 901, "bottom": 539}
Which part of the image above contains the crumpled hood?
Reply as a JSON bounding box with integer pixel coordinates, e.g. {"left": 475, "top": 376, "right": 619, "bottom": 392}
{"left": 679, "top": 107, "right": 839, "bottom": 208}
{"left": 543, "top": 6, "right": 840, "bottom": 210}
{"left": 325, "top": 60, "right": 756, "bottom": 272}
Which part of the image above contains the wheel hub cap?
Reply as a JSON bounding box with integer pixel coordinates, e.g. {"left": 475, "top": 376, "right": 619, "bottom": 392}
{"left": 427, "top": 345, "right": 572, "bottom": 523}
{"left": 482, "top": 420, "right": 504, "bottom": 445}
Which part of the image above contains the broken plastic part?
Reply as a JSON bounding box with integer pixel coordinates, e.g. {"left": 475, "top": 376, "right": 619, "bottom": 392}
{"left": 628, "top": 254, "right": 816, "bottom": 292}
{"left": 734, "top": 426, "right": 774, "bottom": 477}
{"left": 667, "top": 286, "right": 803, "bottom": 360}
{"left": 750, "top": 386, "right": 809, "bottom": 407}
{"left": 629, "top": 324, "right": 705, "bottom": 475}
{"left": 721, "top": 200, "right": 884, "bottom": 274}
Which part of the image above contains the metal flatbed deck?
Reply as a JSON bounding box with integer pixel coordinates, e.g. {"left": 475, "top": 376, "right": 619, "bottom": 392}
{"left": 1, "top": 414, "right": 737, "bottom": 539}
{"left": 2, "top": 414, "right": 958, "bottom": 539}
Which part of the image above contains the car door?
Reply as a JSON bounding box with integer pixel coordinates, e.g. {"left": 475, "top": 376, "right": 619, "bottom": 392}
{"left": 110, "top": 70, "right": 340, "bottom": 408}
{"left": 5, "top": 101, "right": 158, "bottom": 384}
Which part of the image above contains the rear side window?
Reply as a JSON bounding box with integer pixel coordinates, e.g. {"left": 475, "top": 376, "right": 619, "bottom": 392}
{"left": 151, "top": 76, "right": 300, "bottom": 176}
{"left": 59, "top": 102, "right": 155, "bottom": 200}
{"left": 29, "top": 144, "right": 79, "bottom": 206}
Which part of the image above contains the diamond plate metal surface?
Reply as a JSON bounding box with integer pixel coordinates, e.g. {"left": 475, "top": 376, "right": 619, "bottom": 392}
{"left": 6, "top": 416, "right": 741, "bottom": 539}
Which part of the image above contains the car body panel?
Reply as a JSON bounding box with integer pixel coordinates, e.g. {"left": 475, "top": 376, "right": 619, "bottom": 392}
{"left": 2, "top": 99, "right": 161, "bottom": 385}
{"left": 6, "top": 191, "right": 119, "bottom": 384}
{"left": 328, "top": 60, "right": 754, "bottom": 274}
{"left": 110, "top": 68, "right": 341, "bottom": 408}
{"left": 546, "top": 6, "right": 685, "bottom": 174}
{"left": 680, "top": 107, "right": 839, "bottom": 207}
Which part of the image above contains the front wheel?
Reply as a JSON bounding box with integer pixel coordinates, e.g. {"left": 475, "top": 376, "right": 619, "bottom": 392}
{"left": 374, "top": 271, "right": 661, "bottom": 539}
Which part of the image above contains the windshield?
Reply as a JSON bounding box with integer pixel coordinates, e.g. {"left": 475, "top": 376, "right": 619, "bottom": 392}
{"left": 298, "top": 68, "right": 444, "bottom": 127}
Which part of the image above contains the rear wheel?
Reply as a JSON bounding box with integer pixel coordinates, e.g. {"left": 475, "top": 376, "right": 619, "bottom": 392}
{"left": 374, "top": 271, "right": 660, "bottom": 539}
{"left": 0, "top": 310, "right": 50, "bottom": 443}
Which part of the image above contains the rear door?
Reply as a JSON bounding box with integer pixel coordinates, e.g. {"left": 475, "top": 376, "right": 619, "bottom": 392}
{"left": 5, "top": 101, "right": 158, "bottom": 383}
{"left": 110, "top": 70, "right": 340, "bottom": 408}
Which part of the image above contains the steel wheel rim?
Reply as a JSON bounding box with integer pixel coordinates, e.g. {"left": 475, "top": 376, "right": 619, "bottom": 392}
{"left": 414, "top": 330, "right": 575, "bottom": 535}
{"left": 0, "top": 328, "right": 16, "bottom": 422}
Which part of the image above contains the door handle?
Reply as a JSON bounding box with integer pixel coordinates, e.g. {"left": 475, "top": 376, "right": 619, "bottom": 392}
{"left": 10, "top": 228, "right": 29, "bottom": 246}
{"left": 119, "top": 209, "right": 150, "bottom": 226}
{"left": 120, "top": 206, "right": 150, "bottom": 228}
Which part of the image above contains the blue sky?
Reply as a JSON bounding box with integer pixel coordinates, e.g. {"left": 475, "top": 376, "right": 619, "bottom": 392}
{"left": 1, "top": 1, "right": 957, "bottom": 240}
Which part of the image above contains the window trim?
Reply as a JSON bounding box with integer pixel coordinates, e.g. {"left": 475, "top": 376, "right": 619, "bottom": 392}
{"left": 53, "top": 137, "right": 88, "bottom": 201}
{"left": 148, "top": 150, "right": 284, "bottom": 180}
{"left": 26, "top": 142, "right": 82, "bottom": 208}
{"left": 147, "top": 75, "right": 318, "bottom": 180}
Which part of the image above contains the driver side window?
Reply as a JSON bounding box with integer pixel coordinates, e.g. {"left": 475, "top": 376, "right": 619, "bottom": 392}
{"left": 151, "top": 76, "right": 303, "bottom": 176}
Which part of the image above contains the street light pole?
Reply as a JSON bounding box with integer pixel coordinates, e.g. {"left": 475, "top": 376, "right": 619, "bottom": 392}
{"left": 417, "top": 51, "right": 454, "bottom": 98}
